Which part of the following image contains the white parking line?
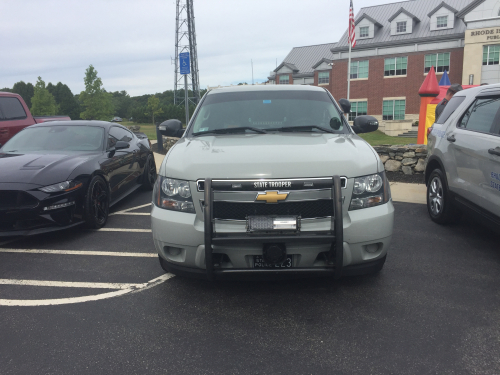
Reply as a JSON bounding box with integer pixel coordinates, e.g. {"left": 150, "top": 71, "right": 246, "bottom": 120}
{"left": 110, "top": 203, "right": 151, "bottom": 216}
{"left": 0, "top": 279, "right": 144, "bottom": 289}
{"left": 93, "top": 228, "right": 152, "bottom": 233}
{"left": 112, "top": 212, "right": 150, "bottom": 216}
{"left": 0, "top": 273, "right": 175, "bottom": 306}
{"left": 0, "top": 249, "right": 157, "bottom": 257}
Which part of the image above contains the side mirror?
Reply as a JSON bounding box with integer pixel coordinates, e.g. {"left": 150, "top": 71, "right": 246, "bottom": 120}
{"left": 115, "top": 141, "right": 130, "bottom": 150}
{"left": 158, "top": 119, "right": 184, "bottom": 138}
{"left": 338, "top": 98, "right": 351, "bottom": 114}
{"left": 352, "top": 115, "right": 379, "bottom": 134}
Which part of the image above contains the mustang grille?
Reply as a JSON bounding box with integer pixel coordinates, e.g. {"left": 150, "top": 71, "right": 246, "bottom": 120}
{"left": 213, "top": 200, "right": 333, "bottom": 221}
{"left": 0, "top": 191, "right": 38, "bottom": 210}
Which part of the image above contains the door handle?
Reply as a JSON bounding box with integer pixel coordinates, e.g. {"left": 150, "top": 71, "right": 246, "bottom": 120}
{"left": 489, "top": 148, "right": 500, "bottom": 156}
{"left": 447, "top": 134, "right": 456, "bottom": 142}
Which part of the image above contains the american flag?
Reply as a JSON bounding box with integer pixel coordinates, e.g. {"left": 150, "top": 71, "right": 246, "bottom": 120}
{"left": 348, "top": 0, "right": 356, "bottom": 48}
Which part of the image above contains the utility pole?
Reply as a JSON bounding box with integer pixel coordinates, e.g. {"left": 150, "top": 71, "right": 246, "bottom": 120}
{"left": 251, "top": 59, "right": 254, "bottom": 85}
{"left": 173, "top": 0, "right": 200, "bottom": 108}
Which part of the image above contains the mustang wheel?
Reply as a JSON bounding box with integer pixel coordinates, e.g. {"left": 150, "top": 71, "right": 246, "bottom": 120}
{"left": 427, "top": 169, "right": 459, "bottom": 225}
{"left": 85, "top": 176, "right": 109, "bottom": 229}
{"left": 142, "top": 155, "right": 157, "bottom": 191}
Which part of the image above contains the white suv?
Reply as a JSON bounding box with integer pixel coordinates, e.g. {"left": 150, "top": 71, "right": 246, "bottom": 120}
{"left": 426, "top": 84, "right": 500, "bottom": 231}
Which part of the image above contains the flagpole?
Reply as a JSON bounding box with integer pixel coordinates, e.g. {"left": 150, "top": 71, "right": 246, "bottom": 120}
{"left": 347, "top": 42, "right": 352, "bottom": 101}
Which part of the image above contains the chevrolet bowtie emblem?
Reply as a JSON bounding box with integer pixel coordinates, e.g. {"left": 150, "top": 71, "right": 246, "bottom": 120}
{"left": 256, "top": 191, "right": 289, "bottom": 204}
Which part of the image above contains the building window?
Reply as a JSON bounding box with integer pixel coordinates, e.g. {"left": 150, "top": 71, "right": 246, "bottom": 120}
{"left": 383, "top": 100, "right": 405, "bottom": 120}
{"left": 425, "top": 52, "right": 450, "bottom": 73}
{"left": 436, "top": 16, "right": 448, "bottom": 28}
{"left": 279, "top": 75, "right": 289, "bottom": 84}
{"left": 359, "top": 26, "right": 369, "bottom": 38}
{"left": 349, "top": 101, "right": 367, "bottom": 121}
{"left": 350, "top": 60, "right": 369, "bottom": 79}
{"left": 483, "top": 45, "right": 500, "bottom": 65}
{"left": 396, "top": 21, "right": 407, "bottom": 33}
{"left": 318, "top": 71, "right": 329, "bottom": 84}
{"left": 384, "top": 57, "right": 407, "bottom": 76}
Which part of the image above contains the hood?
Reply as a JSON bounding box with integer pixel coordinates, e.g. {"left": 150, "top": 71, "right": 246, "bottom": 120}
{"left": 161, "top": 133, "right": 381, "bottom": 180}
{"left": 0, "top": 152, "right": 96, "bottom": 186}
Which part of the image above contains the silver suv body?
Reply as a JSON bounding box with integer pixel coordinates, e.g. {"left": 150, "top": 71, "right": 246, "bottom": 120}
{"left": 426, "top": 84, "right": 500, "bottom": 231}
{"left": 152, "top": 85, "right": 394, "bottom": 280}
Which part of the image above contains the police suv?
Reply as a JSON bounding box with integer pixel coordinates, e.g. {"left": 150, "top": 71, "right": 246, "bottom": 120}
{"left": 426, "top": 84, "right": 500, "bottom": 231}
{"left": 152, "top": 85, "right": 394, "bottom": 280}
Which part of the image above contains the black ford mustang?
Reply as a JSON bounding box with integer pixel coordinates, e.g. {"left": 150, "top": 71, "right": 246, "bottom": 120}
{"left": 0, "top": 121, "right": 157, "bottom": 236}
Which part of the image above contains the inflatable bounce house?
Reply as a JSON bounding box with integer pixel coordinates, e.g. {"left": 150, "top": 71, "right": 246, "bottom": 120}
{"left": 418, "top": 67, "right": 477, "bottom": 145}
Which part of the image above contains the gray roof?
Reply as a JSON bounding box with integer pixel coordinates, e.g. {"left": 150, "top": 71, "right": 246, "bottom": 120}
{"left": 456, "top": 0, "right": 485, "bottom": 18}
{"left": 333, "top": 0, "right": 471, "bottom": 52}
{"left": 271, "top": 43, "right": 337, "bottom": 76}
{"left": 355, "top": 14, "right": 383, "bottom": 28}
{"left": 428, "top": 1, "right": 459, "bottom": 17}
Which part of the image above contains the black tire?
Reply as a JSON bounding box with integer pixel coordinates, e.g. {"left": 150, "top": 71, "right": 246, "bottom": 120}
{"left": 427, "top": 168, "right": 460, "bottom": 225}
{"left": 84, "top": 176, "right": 109, "bottom": 229}
{"left": 141, "top": 155, "right": 157, "bottom": 191}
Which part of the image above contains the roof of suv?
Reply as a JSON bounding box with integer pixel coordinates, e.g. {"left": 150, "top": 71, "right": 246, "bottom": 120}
{"left": 208, "top": 85, "right": 328, "bottom": 95}
{"left": 455, "top": 83, "right": 500, "bottom": 97}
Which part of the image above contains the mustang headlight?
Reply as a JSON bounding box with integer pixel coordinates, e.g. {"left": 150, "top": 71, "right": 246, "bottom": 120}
{"left": 39, "top": 180, "right": 83, "bottom": 193}
{"left": 154, "top": 177, "right": 195, "bottom": 213}
{"left": 349, "top": 172, "right": 390, "bottom": 211}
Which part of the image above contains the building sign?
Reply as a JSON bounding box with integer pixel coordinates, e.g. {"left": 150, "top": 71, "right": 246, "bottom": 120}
{"left": 470, "top": 29, "right": 500, "bottom": 41}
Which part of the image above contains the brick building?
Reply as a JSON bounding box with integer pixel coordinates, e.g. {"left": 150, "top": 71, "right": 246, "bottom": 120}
{"left": 269, "top": 0, "right": 474, "bottom": 135}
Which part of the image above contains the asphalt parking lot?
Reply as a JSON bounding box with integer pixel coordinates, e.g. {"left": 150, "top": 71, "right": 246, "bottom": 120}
{"left": 1, "top": 191, "right": 500, "bottom": 374}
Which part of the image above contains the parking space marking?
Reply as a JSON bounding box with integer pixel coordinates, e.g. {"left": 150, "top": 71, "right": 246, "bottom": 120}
{"left": 110, "top": 203, "right": 151, "bottom": 216}
{"left": 93, "top": 228, "right": 152, "bottom": 233}
{"left": 0, "top": 279, "right": 144, "bottom": 289}
{"left": 0, "top": 273, "right": 175, "bottom": 306}
{"left": 112, "top": 212, "right": 150, "bottom": 216}
{"left": 0, "top": 249, "right": 157, "bottom": 257}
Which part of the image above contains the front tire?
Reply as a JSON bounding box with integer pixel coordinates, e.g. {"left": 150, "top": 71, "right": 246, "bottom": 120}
{"left": 84, "top": 176, "right": 109, "bottom": 229}
{"left": 141, "top": 155, "right": 157, "bottom": 191}
{"left": 427, "top": 169, "right": 459, "bottom": 225}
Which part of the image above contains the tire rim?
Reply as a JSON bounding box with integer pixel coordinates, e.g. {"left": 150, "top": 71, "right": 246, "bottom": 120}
{"left": 147, "top": 158, "right": 157, "bottom": 185}
{"left": 91, "top": 180, "right": 108, "bottom": 224}
{"left": 429, "top": 176, "right": 444, "bottom": 216}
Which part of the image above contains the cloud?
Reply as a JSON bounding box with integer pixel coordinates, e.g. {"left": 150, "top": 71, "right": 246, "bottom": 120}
{"left": 0, "top": 0, "right": 400, "bottom": 96}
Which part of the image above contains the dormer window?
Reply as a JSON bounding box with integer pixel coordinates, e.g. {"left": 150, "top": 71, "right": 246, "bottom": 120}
{"left": 437, "top": 16, "right": 448, "bottom": 28}
{"left": 359, "top": 26, "right": 369, "bottom": 38}
{"left": 396, "top": 21, "right": 407, "bottom": 33}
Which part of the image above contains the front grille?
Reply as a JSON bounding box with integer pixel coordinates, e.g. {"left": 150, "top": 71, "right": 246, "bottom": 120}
{"left": 213, "top": 199, "right": 333, "bottom": 220}
{"left": 0, "top": 191, "right": 38, "bottom": 210}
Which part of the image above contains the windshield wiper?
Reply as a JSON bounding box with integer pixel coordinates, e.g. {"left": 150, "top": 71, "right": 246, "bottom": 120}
{"left": 192, "top": 127, "right": 267, "bottom": 136}
{"left": 267, "top": 125, "right": 335, "bottom": 134}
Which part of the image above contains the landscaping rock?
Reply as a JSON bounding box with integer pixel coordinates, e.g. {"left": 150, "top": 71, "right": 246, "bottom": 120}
{"left": 403, "top": 151, "right": 415, "bottom": 158}
{"left": 380, "top": 155, "right": 390, "bottom": 164}
{"left": 128, "top": 125, "right": 141, "bottom": 132}
{"left": 395, "top": 156, "right": 403, "bottom": 161}
{"left": 414, "top": 159, "right": 426, "bottom": 172}
{"left": 385, "top": 160, "right": 401, "bottom": 172}
{"left": 389, "top": 152, "right": 396, "bottom": 158}
{"left": 163, "top": 137, "right": 179, "bottom": 152}
{"left": 402, "top": 166, "right": 413, "bottom": 175}
{"left": 402, "top": 158, "right": 417, "bottom": 166}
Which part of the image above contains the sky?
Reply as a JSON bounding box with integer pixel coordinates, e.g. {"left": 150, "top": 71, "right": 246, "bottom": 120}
{"left": 1, "top": 0, "right": 403, "bottom": 97}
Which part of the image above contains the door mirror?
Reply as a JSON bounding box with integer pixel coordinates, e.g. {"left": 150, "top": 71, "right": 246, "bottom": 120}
{"left": 115, "top": 141, "right": 130, "bottom": 150}
{"left": 338, "top": 98, "right": 351, "bottom": 114}
{"left": 352, "top": 115, "right": 379, "bottom": 134}
{"left": 158, "top": 119, "right": 184, "bottom": 138}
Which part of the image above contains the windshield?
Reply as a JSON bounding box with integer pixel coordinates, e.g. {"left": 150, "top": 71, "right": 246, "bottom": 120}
{"left": 2, "top": 125, "right": 104, "bottom": 153}
{"left": 189, "top": 90, "right": 346, "bottom": 136}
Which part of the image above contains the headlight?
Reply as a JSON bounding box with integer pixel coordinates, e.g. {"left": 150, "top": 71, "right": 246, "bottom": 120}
{"left": 39, "top": 180, "right": 83, "bottom": 193}
{"left": 154, "top": 177, "right": 195, "bottom": 213}
{"left": 349, "top": 172, "right": 390, "bottom": 211}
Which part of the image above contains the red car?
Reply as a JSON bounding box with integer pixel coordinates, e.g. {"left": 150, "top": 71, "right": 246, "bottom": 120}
{"left": 0, "top": 92, "right": 71, "bottom": 147}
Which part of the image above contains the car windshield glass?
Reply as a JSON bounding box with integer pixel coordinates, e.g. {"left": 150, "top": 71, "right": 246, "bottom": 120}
{"left": 189, "top": 90, "right": 346, "bottom": 136}
{"left": 2, "top": 125, "right": 104, "bottom": 153}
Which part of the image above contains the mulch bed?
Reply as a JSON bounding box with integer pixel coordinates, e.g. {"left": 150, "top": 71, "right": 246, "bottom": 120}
{"left": 386, "top": 171, "right": 425, "bottom": 184}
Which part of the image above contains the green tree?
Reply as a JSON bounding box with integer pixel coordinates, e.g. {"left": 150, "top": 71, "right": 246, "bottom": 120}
{"left": 47, "top": 82, "right": 81, "bottom": 119}
{"left": 79, "top": 65, "right": 113, "bottom": 120}
{"left": 30, "top": 77, "right": 58, "bottom": 116}
{"left": 145, "top": 95, "right": 164, "bottom": 124}
{"left": 111, "top": 90, "right": 131, "bottom": 118}
{"left": 12, "top": 81, "right": 35, "bottom": 108}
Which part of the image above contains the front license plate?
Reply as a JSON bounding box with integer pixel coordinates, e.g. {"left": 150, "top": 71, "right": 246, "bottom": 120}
{"left": 248, "top": 216, "right": 298, "bottom": 232}
{"left": 254, "top": 255, "right": 293, "bottom": 268}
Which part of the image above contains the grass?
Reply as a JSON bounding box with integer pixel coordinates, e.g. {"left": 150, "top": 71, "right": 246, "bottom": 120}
{"left": 121, "top": 122, "right": 418, "bottom": 147}
{"left": 358, "top": 130, "right": 418, "bottom": 146}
